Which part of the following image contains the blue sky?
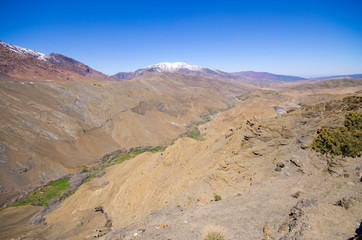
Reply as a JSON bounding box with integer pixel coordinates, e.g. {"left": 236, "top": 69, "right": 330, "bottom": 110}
{"left": 1, "top": 0, "right": 361, "bottom": 77}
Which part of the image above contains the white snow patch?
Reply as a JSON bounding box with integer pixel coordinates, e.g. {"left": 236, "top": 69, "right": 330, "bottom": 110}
{"left": 146, "top": 62, "right": 206, "bottom": 73}
{"left": 0, "top": 41, "right": 48, "bottom": 61}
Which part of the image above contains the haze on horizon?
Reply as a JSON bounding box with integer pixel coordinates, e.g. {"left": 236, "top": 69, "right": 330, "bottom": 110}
{"left": 1, "top": 0, "right": 361, "bottom": 78}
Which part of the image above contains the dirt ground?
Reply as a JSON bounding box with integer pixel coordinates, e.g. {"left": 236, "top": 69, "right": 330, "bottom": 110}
{"left": 1, "top": 93, "right": 361, "bottom": 240}
{"left": 0, "top": 205, "right": 45, "bottom": 239}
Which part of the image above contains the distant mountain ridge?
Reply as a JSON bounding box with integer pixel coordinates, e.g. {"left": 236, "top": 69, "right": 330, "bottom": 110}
{"left": 113, "top": 62, "right": 306, "bottom": 83}
{"left": 0, "top": 41, "right": 117, "bottom": 81}
{"left": 310, "top": 74, "right": 362, "bottom": 80}
{"left": 1, "top": 40, "right": 360, "bottom": 84}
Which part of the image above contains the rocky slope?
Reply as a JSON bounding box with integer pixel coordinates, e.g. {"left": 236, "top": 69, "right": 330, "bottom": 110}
{"left": 0, "top": 72, "right": 247, "bottom": 205}
{"left": 4, "top": 94, "right": 359, "bottom": 240}
{"left": 0, "top": 41, "right": 116, "bottom": 82}
{"left": 46, "top": 53, "right": 118, "bottom": 81}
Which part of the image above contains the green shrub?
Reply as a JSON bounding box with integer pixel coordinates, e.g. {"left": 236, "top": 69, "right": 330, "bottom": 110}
{"left": 204, "top": 232, "right": 225, "bottom": 240}
{"left": 214, "top": 195, "right": 222, "bottom": 201}
{"left": 344, "top": 112, "right": 362, "bottom": 131}
{"left": 202, "top": 225, "right": 227, "bottom": 240}
{"left": 311, "top": 112, "right": 362, "bottom": 157}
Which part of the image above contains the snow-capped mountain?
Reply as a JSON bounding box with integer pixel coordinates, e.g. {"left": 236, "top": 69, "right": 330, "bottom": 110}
{"left": 113, "top": 62, "right": 306, "bottom": 83}
{"left": 146, "top": 62, "right": 206, "bottom": 73}
{"left": 0, "top": 40, "right": 117, "bottom": 81}
{"left": 0, "top": 41, "right": 48, "bottom": 61}
{"left": 113, "top": 62, "right": 223, "bottom": 80}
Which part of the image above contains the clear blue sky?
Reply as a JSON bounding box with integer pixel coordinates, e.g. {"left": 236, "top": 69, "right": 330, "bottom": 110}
{"left": 1, "top": 0, "right": 361, "bottom": 77}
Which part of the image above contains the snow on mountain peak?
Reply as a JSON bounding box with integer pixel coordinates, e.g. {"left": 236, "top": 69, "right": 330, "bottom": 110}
{"left": 147, "top": 62, "right": 205, "bottom": 72}
{"left": 0, "top": 41, "right": 48, "bottom": 61}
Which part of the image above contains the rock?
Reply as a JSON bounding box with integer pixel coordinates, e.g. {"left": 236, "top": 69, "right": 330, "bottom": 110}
{"left": 335, "top": 197, "right": 356, "bottom": 209}
{"left": 275, "top": 166, "right": 282, "bottom": 172}
{"left": 94, "top": 206, "right": 104, "bottom": 213}
{"left": 300, "top": 144, "right": 307, "bottom": 150}
{"left": 279, "top": 139, "right": 289, "bottom": 145}
{"left": 297, "top": 168, "right": 305, "bottom": 174}
{"left": 278, "top": 224, "right": 290, "bottom": 232}
{"left": 290, "top": 156, "right": 301, "bottom": 167}
{"left": 105, "top": 219, "right": 112, "bottom": 228}
{"left": 244, "top": 134, "right": 253, "bottom": 141}
{"left": 18, "top": 168, "right": 28, "bottom": 173}
{"left": 292, "top": 191, "right": 302, "bottom": 198}
{"left": 101, "top": 180, "right": 109, "bottom": 186}
{"left": 275, "top": 162, "right": 285, "bottom": 172}
{"left": 277, "top": 163, "right": 285, "bottom": 168}
{"left": 278, "top": 199, "right": 318, "bottom": 239}
{"left": 225, "top": 129, "right": 234, "bottom": 138}
{"left": 328, "top": 167, "right": 343, "bottom": 177}
{"left": 253, "top": 151, "right": 263, "bottom": 157}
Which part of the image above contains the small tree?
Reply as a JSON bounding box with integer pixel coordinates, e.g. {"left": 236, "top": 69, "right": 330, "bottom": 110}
{"left": 311, "top": 112, "right": 362, "bottom": 158}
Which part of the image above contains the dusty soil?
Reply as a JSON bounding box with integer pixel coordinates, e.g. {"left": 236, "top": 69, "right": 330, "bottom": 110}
{"left": 0, "top": 205, "right": 45, "bottom": 239}
{"left": 111, "top": 173, "right": 361, "bottom": 240}
{"left": 1, "top": 94, "right": 359, "bottom": 240}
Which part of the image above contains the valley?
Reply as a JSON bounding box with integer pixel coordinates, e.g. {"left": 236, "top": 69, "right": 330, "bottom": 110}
{"left": 0, "top": 41, "right": 361, "bottom": 239}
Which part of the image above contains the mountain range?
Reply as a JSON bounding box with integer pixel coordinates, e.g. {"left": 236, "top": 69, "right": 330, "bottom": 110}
{"left": 113, "top": 62, "right": 307, "bottom": 83}
{"left": 2, "top": 40, "right": 359, "bottom": 84}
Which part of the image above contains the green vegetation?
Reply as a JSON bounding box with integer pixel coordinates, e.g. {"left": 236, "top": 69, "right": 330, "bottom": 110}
{"left": 9, "top": 146, "right": 165, "bottom": 208}
{"left": 201, "top": 115, "right": 211, "bottom": 122}
{"left": 261, "top": 90, "right": 279, "bottom": 95}
{"left": 236, "top": 95, "right": 248, "bottom": 101}
{"left": 204, "top": 232, "right": 225, "bottom": 240}
{"left": 82, "top": 146, "right": 166, "bottom": 181}
{"left": 181, "top": 113, "right": 216, "bottom": 141}
{"left": 214, "top": 194, "right": 222, "bottom": 201}
{"left": 311, "top": 112, "right": 362, "bottom": 158}
{"left": 185, "top": 122, "right": 203, "bottom": 140}
{"left": 10, "top": 178, "right": 69, "bottom": 207}
{"left": 344, "top": 112, "right": 362, "bottom": 131}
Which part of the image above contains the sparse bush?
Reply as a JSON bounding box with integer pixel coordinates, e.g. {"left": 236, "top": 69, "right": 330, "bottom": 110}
{"left": 311, "top": 112, "right": 362, "bottom": 157}
{"left": 202, "top": 225, "right": 228, "bottom": 240}
{"left": 214, "top": 194, "right": 222, "bottom": 201}
{"left": 204, "top": 232, "right": 224, "bottom": 240}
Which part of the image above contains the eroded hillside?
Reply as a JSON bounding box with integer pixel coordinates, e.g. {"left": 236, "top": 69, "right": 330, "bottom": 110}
{"left": 4, "top": 94, "right": 360, "bottom": 240}
{"left": 0, "top": 72, "right": 247, "bottom": 203}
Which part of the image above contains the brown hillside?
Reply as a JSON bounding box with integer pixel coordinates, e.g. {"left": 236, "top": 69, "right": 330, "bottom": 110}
{"left": 12, "top": 94, "right": 360, "bottom": 240}
{"left": 0, "top": 73, "right": 247, "bottom": 202}
{"left": 0, "top": 44, "right": 92, "bottom": 81}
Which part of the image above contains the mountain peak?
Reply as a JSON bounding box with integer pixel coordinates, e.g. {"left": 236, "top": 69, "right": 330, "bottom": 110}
{"left": 146, "top": 62, "right": 205, "bottom": 72}
{"left": 0, "top": 40, "right": 48, "bottom": 61}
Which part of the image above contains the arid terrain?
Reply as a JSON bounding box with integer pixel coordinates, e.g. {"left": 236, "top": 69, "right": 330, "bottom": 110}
{"left": 0, "top": 41, "right": 361, "bottom": 240}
